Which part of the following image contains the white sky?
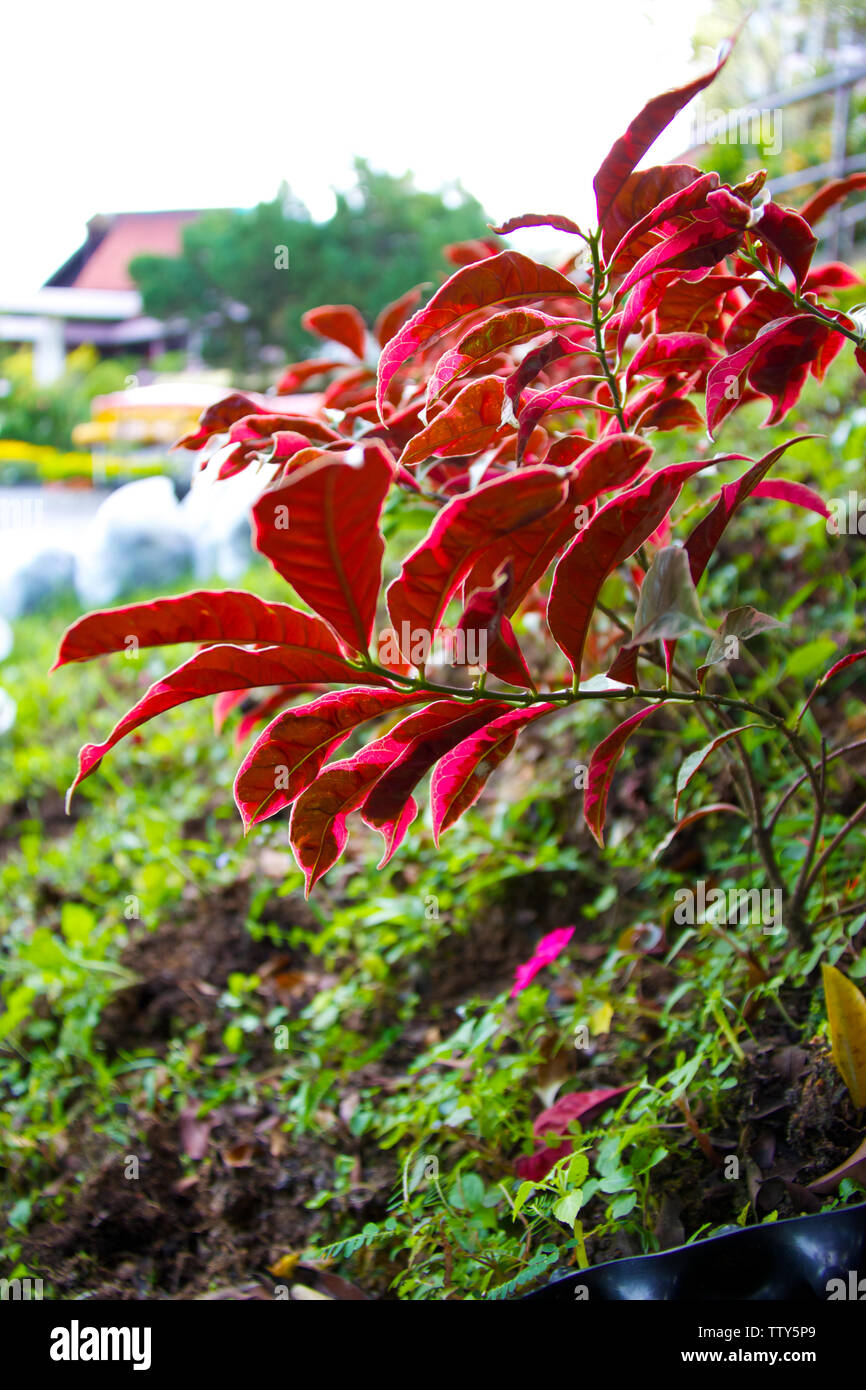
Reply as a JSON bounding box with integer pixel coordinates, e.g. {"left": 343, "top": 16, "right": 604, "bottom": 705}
{"left": 2, "top": 0, "right": 713, "bottom": 293}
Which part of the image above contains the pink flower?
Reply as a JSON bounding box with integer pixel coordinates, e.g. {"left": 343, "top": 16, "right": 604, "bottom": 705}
{"left": 510, "top": 926, "right": 575, "bottom": 998}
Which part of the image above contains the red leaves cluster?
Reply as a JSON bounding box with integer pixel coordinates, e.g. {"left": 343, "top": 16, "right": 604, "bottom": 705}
{"left": 54, "top": 43, "right": 866, "bottom": 889}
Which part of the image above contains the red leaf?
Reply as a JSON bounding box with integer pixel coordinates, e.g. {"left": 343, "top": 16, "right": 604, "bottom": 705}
{"left": 547, "top": 458, "right": 714, "bottom": 676}
{"left": 455, "top": 567, "right": 534, "bottom": 688}
{"left": 516, "top": 1086, "right": 631, "bottom": 1181}
{"left": 504, "top": 335, "right": 589, "bottom": 412}
{"left": 723, "top": 285, "right": 791, "bottom": 353}
{"left": 606, "top": 642, "right": 640, "bottom": 688}
{"left": 463, "top": 434, "right": 651, "bottom": 624}
{"left": 487, "top": 619, "right": 535, "bottom": 689}
{"left": 798, "top": 649, "right": 866, "bottom": 724}
{"left": 443, "top": 237, "right": 501, "bottom": 266}
{"left": 615, "top": 273, "right": 660, "bottom": 356}
{"left": 638, "top": 397, "right": 704, "bottom": 432}
{"left": 516, "top": 379, "right": 602, "bottom": 460}
{"left": 732, "top": 170, "right": 768, "bottom": 203}
{"left": 360, "top": 700, "right": 509, "bottom": 864}
{"left": 386, "top": 468, "right": 567, "bottom": 663}
{"left": 431, "top": 704, "right": 555, "bottom": 841}
{"left": 427, "top": 310, "right": 583, "bottom": 403}
{"left": 400, "top": 376, "right": 506, "bottom": 466}
{"left": 511, "top": 925, "right": 576, "bottom": 997}
{"left": 234, "top": 686, "right": 317, "bottom": 744}
{"left": 571, "top": 432, "right": 653, "bottom": 500}
{"left": 68, "top": 635, "right": 373, "bottom": 800}
{"left": 799, "top": 172, "right": 866, "bottom": 228}
{"left": 321, "top": 367, "right": 375, "bottom": 411}
{"left": 750, "top": 478, "right": 829, "bottom": 518}
{"left": 533, "top": 1087, "right": 632, "bottom": 1139}
{"left": 376, "top": 251, "right": 578, "bottom": 416}
{"left": 625, "top": 331, "right": 718, "bottom": 385}
{"left": 545, "top": 435, "right": 594, "bottom": 467}
{"left": 234, "top": 687, "right": 421, "bottom": 830}
{"left": 751, "top": 202, "right": 817, "bottom": 287}
{"left": 52, "top": 589, "right": 332, "bottom": 668}
{"left": 252, "top": 443, "right": 394, "bottom": 653}
{"left": 664, "top": 438, "right": 809, "bottom": 676}
{"left": 227, "top": 413, "right": 341, "bottom": 448}
{"left": 705, "top": 315, "right": 830, "bottom": 435}
{"left": 618, "top": 215, "right": 742, "bottom": 298}
{"left": 175, "top": 392, "right": 269, "bottom": 451}
{"left": 212, "top": 413, "right": 344, "bottom": 478}
{"left": 213, "top": 689, "right": 248, "bottom": 733}
{"left": 657, "top": 272, "right": 745, "bottom": 335}
{"left": 489, "top": 212, "right": 583, "bottom": 236}
{"left": 681, "top": 440, "right": 809, "bottom": 587}
{"left": 288, "top": 734, "right": 405, "bottom": 893}
{"left": 592, "top": 43, "right": 732, "bottom": 225}
{"left": 585, "top": 705, "right": 668, "bottom": 845}
{"left": 288, "top": 701, "right": 499, "bottom": 889}
{"left": 706, "top": 186, "right": 755, "bottom": 230}
{"left": 374, "top": 285, "right": 425, "bottom": 349}
{"left": 606, "top": 169, "right": 720, "bottom": 266}
{"left": 275, "top": 359, "right": 344, "bottom": 392}
{"left": 301, "top": 304, "right": 367, "bottom": 359}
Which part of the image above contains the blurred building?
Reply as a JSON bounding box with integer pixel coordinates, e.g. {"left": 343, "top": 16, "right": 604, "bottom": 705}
{"left": 0, "top": 211, "right": 206, "bottom": 384}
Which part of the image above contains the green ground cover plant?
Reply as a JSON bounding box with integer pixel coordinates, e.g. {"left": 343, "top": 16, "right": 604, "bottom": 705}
{"left": 2, "top": 38, "right": 866, "bottom": 1299}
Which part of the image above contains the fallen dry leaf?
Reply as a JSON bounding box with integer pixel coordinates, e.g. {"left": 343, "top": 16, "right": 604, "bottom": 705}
{"left": 179, "top": 1107, "right": 216, "bottom": 1160}
{"left": 822, "top": 963, "right": 866, "bottom": 1107}
{"left": 809, "top": 1135, "right": 866, "bottom": 1195}
{"left": 222, "top": 1141, "right": 256, "bottom": 1168}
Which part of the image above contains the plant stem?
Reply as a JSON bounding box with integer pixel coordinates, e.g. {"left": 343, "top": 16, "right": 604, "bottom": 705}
{"left": 768, "top": 738, "right": 866, "bottom": 831}
{"left": 742, "top": 243, "right": 866, "bottom": 351}
{"left": 802, "top": 801, "right": 866, "bottom": 898}
{"left": 587, "top": 231, "right": 628, "bottom": 433}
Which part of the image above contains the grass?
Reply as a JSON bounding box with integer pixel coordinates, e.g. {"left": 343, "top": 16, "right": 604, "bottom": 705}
{"left": 1, "top": 360, "right": 866, "bottom": 1297}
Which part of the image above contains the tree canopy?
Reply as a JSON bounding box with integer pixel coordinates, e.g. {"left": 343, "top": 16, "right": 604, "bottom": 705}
{"left": 130, "top": 162, "right": 491, "bottom": 376}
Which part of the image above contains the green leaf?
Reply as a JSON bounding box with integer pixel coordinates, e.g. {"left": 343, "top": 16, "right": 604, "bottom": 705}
{"left": 60, "top": 901, "right": 98, "bottom": 947}
{"left": 566, "top": 1152, "right": 589, "bottom": 1187}
{"left": 512, "top": 1181, "right": 536, "bottom": 1216}
{"left": 630, "top": 546, "right": 709, "bottom": 645}
{"left": 7, "top": 1199, "right": 32, "bottom": 1232}
{"left": 0, "top": 985, "right": 36, "bottom": 1040}
{"left": 609, "top": 1191, "right": 638, "bottom": 1219}
{"left": 674, "top": 723, "right": 769, "bottom": 817}
{"left": 552, "top": 1190, "right": 584, "bottom": 1228}
{"left": 784, "top": 638, "right": 838, "bottom": 680}
{"left": 451, "top": 1172, "right": 485, "bottom": 1210}
{"left": 700, "top": 605, "right": 784, "bottom": 675}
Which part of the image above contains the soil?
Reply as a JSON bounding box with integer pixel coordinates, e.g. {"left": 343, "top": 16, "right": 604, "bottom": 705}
{"left": 16, "top": 859, "right": 864, "bottom": 1299}
{"left": 10, "top": 704, "right": 866, "bottom": 1299}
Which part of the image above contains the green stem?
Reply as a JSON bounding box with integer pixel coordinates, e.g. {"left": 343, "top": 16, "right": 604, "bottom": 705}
{"left": 743, "top": 244, "right": 866, "bottom": 351}
{"left": 587, "top": 230, "right": 628, "bottom": 433}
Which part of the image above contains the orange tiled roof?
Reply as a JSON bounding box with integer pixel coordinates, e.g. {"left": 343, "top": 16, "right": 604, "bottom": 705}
{"left": 53, "top": 211, "right": 203, "bottom": 291}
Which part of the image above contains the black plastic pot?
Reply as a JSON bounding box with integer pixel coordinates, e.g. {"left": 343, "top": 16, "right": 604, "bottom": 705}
{"left": 522, "top": 1203, "right": 866, "bottom": 1300}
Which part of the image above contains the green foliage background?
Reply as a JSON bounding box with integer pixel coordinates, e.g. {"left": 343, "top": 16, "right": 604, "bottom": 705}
{"left": 130, "top": 162, "right": 493, "bottom": 376}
